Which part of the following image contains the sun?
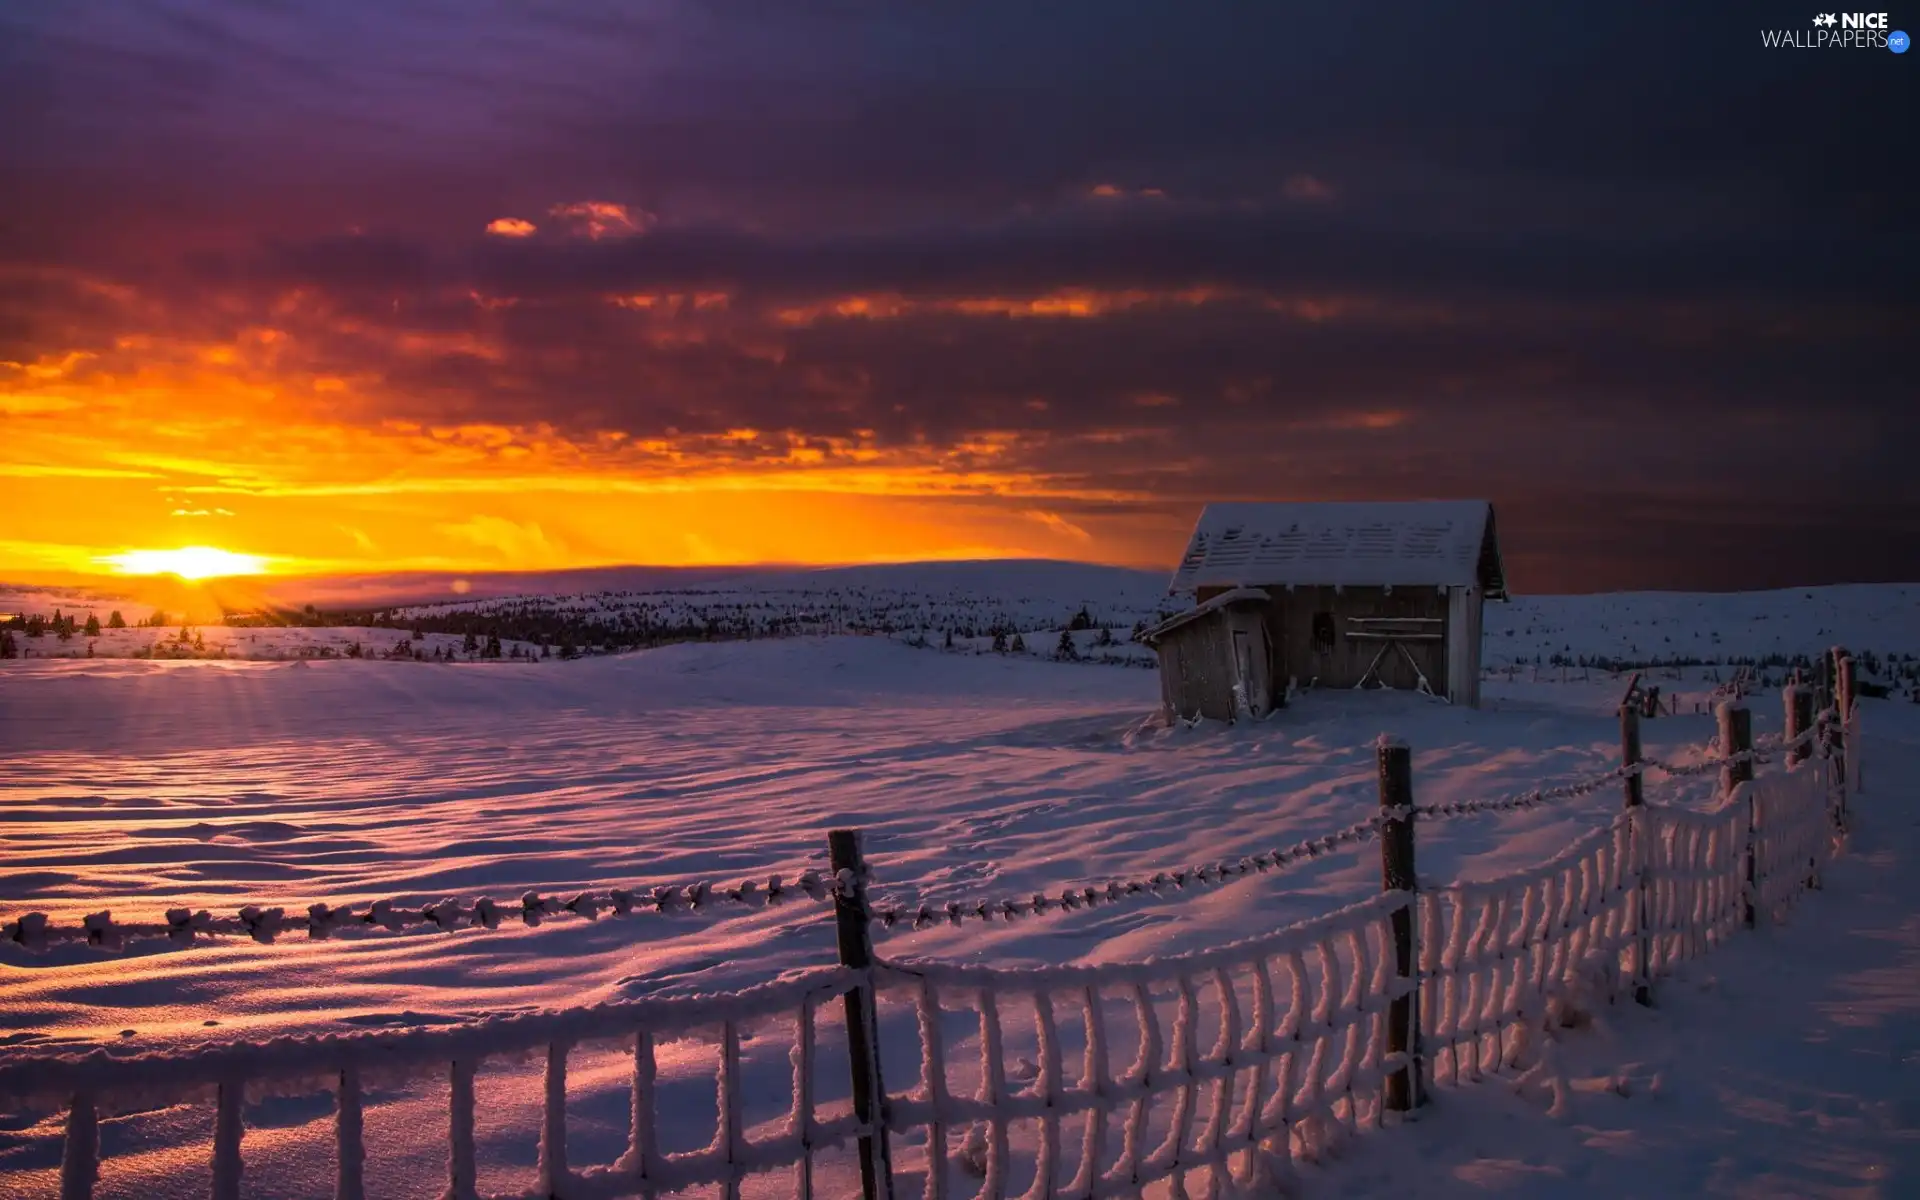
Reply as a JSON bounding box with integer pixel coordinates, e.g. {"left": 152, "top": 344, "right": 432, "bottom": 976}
{"left": 98, "top": 546, "right": 270, "bottom": 581}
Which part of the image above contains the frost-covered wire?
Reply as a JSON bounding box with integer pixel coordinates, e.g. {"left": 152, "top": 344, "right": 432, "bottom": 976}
{"left": 1416, "top": 710, "right": 1834, "bottom": 821}
{"left": 866, "top": 813, "right": 1390, "bottom": 932}
{"left": 1, "top": 868, "right": 849, "bottom": 954}
{"left": 1636, "top": 712, "right": 1827, "bottom": 778}
{"left": 1414, "top": 765, "right": 1631, "bottom": 820}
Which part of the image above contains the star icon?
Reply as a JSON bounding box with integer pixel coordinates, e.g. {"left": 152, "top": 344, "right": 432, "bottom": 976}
{"left": 1813, "top": 13, "right": 1837, "bottom": 26}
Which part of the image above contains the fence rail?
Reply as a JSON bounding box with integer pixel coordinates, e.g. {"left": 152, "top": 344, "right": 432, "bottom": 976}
{"left": 0, "top": 650, "right": 1868, "bottom": 1199}
{"left": 2, "top": 869, "right": 847, "bottom": 953}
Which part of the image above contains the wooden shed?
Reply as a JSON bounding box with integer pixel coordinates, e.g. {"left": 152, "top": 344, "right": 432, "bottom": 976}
{"left": 1139, "top": 500, "right": 1506, "bottom": 719}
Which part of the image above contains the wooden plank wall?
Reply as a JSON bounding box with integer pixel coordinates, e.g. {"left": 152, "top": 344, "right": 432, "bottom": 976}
{"left": 1199, "top": 584, "right": 1451, "bottom": 695}
{"left": 1153, "top": 616, "right": 1234, "bottom": 721}
{"left": 1446, "top": 586, "right": 1485, "bottom": 706}
{"left": 1151, "top": 606, "right": 1276, "bottom": 721}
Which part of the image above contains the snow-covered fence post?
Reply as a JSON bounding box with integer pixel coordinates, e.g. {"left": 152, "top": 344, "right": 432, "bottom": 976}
{"left": 59, "top": 1093, "right": 98, "bottom": 1200}
{"left": 1784, "top": 683, "right": 1813, "bottom": 767}
{"left": 1620, "top": 702, "right": 1644, "bottom": 809}
{"left": 1824, "top": 654, "right": 1848, "bottom": 824}
{"left": 828, "top": 828, "right": 895, "bottom": 1200}
{"left": 1718, "top": 702, "right": 1756, "bottom": 928}
{"left": 211, "top": 1079, "right": 245, "bottom": 1200}
{"left": 448, "top": 1059, "right": 478, "bottom": 1199}
{"left": 1375, "top": 736, "right": 1424, "bottom": 1112}
{"left": 337, "top": 1067, "right": 366, "bottom": 1200}
{"left": 1835, "top": 649, "right": 1858, "bottom": 802}
{"left": 1784, "top": 681, "right": 1823, "bottom": 892}
{"left": 1717, "top": 699, "right": 1753, "bottom": 799}
{"left": 1620, "top": 704, "right": 1652, "bottom": 1006}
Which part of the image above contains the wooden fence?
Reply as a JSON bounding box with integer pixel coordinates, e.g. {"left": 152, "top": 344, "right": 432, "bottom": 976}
{"left": 0, "top": 653, "right": 1867, "bottom": 1199}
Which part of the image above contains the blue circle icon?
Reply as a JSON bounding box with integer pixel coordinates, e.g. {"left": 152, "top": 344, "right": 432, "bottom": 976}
{"left": 1892, "top": 29, "right": 1911, "bottom": 52}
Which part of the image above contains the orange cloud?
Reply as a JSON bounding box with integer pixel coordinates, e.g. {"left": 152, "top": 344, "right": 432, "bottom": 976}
{"left": 772, "top": 287, "right": 1256, "bottom": 326}
{"left": 1087, "top": 183, "right": 1166, "bottom": 201}
{"left": 485, "top": 217, "right": 538, "bottom": 237}
{"left": 1349, "top": 410, "right": 1408, "bottom": 430}
{"left": 549, "top": 201, "right": 654, "bottom": 239}
{"left": 1282, "top": 174, "right": 1337, "bottom": 203}
{"left": 438, "top": 515, "right": 568, "bottom": 565}
{"left": 1024, "top": 509, "right": 1092, "bottom": 540}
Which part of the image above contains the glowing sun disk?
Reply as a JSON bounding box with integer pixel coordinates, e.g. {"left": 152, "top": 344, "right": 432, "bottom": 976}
{"left": 99, "top": 546, "right": 269, "bottom": 580}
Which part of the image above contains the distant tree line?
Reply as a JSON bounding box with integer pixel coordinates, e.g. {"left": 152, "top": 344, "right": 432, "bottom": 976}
{"left": 1493, "top": 648, "right": 1920, "bottom": 701}
{"left": 0, "top": 608, "right": 139, "bottom": 657}
{"left": 207, "top": 595, "right": 1156, "bottom": 665}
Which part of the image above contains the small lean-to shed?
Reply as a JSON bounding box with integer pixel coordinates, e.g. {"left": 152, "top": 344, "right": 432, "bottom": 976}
{"left": 1141, "top": 500, "right": 1506, "bottom": 719}
{"left": 1136, "top": 588, "right": 1275, "bottom": 722}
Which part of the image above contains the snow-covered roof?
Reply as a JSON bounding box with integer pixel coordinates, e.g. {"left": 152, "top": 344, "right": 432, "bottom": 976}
{"left": 1135, "top": 587, "right": 1270, "bottom": 644}
{"left": 1169, "top": 501, "right": 1506, "bottom": 597}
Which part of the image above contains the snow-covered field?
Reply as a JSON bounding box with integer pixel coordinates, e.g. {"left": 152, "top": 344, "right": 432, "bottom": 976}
{"left": 4, "top": 642, "right": 1749, "bottom": 1046}
{"left": 1, "top": 574, "right": 1916, "bottom": 1196}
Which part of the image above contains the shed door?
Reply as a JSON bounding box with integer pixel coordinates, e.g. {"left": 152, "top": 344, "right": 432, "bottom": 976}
{"left": 1231, "top": 627, "right": 1270, "bottom": 717}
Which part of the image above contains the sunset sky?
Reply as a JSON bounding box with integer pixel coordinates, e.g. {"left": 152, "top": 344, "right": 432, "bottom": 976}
{"left": 2, "top": 1, "right": 1912, "bottom": 596}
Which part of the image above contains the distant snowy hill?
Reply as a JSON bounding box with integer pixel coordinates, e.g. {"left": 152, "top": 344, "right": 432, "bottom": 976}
{"left": 3, "top": 563, "right": 1915, "bottom": 674}
{"left": 1486, "top": 583, "right": 1920, "bottom": 667}
{"left": 391, "top": 559, "right": 1170, "bottom": 622}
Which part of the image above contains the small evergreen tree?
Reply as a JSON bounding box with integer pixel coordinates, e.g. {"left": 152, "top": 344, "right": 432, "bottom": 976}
{"left": 1055, "top": 629, "right": 1078, "bottom": 661}
{"left": 485, "top": 633, "right": 502, "bottom": 659}
{"left": 0, "top": 630, "right": 16, "bottom": 658}
{"left": 57, "top": 621, "right": 73, "bottom": 642}
{"left": 991, "top": 630, "right": 1008, "bottom": 653}
{"left": 24, "top": 615, "right": 45, "bottom": 637}
{"left": 944, "top": 629, "right": 954, "bottom": 650}
{"left": 462, "top": 630, "right": 478, "bottom": 655}
{"left": 1010, "top": 632, "right": 1026, "bottom": 654}
{"left": 84, "top": 614, "right": 102, "bottom": 638}
{"left": 107, "top": 611, "right": 126, "bottom": 629}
